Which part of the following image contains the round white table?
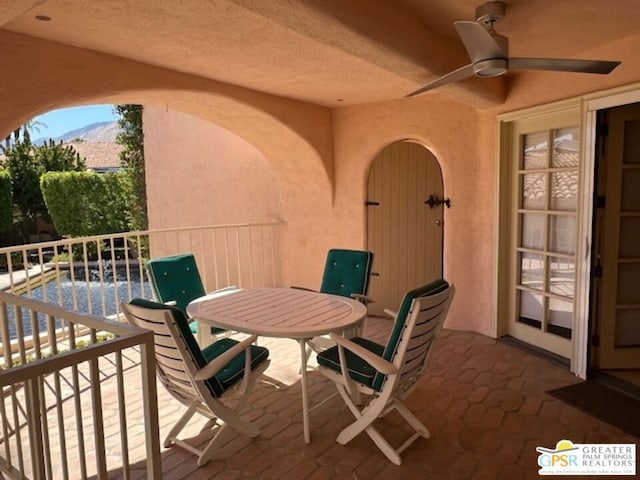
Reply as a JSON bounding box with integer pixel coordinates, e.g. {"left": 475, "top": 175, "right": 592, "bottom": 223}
{"left": 187, "top": 287, "right": 368, "bottom": 443}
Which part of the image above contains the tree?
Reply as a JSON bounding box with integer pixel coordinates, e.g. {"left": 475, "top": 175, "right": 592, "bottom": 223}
{"left": 41, "top": 171, "right": 130, "bottom": 236}
{"left": 0, "top": 136, "right": 85, "bottom": 240}
{"left": 115, "top": 105, "right": 147, "bottom": 230}
{"left": 4, "top": 119, "right": 46, "bottom": 148}
{"left": 0, "top": 170, "right": 12, "bottom": 232}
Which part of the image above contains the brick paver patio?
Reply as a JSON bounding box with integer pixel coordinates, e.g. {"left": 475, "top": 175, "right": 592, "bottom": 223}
{"left": 18, "top": 317, "right": 637, "bottom": 479}
{"left": 117, "top": 316, "right": 637, "bottom": 479}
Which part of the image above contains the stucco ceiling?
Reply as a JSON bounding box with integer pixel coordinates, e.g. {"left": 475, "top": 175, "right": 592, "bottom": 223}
{"left": 2, "top": 0, "right": 638, "bottom": 107}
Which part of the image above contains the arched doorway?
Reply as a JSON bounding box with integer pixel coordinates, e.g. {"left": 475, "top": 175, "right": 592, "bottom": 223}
{"left": 366, "top": 140, "right": 445, "bottom": 316}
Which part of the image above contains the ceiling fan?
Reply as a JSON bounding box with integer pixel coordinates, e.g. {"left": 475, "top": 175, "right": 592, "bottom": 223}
{"left": 406, "top": 1, "right": 621, "bottom": 97}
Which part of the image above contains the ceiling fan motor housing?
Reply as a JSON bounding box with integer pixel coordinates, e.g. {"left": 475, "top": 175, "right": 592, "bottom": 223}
{"left": 475, "top": 1, "right": 506, "bottom": 27}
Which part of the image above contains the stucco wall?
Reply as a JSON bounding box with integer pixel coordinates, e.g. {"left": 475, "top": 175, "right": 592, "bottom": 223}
{"left": 4, "top": 29, "right": 640, "bottom": 339}
{"left": 144, "top": 96, "right": 495, "bottom": 335}
{"left": 143, "top": 106, "right": 283, "bottom": 227}
{"left": 332, "top": 97, "right": 494, "bottom": 334}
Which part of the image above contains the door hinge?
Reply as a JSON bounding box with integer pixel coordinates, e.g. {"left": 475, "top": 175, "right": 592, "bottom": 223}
{"left": 591, "top": 334, "right": 600, "bottom": 347}
{"left": 597, "top": 122, "right": 609, "bottom": 138}
{"left": 596, "top": 195, "right": 606, "bottom": 208}
{"left": 594, "top": 263, "right": 603, "bottom": 278}
{"left": 365, "top": 200, "right": 380, "bottom": 206}
{"left": 371, "top": 272, "right": 380, "bottom": 277}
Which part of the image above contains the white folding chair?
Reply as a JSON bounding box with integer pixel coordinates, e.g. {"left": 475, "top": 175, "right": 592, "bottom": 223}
{"left": 122, "top": 298, "right": 270, "bottom": 466}
{"left": 317, "top": 279, "right": 455, "bottom": 465}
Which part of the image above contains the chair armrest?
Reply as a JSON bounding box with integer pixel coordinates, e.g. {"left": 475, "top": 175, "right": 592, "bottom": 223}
{"left": 383, "top": 308, "right": 397, "bottom": 319}
{"left": 350, "top": 293, "right": 374, "bottom": 304}
{"left": 193, "top": 334, "right": 259, "bottom": 381}
{"left": 328, "top": 332, "right": 397, "bottom": 375}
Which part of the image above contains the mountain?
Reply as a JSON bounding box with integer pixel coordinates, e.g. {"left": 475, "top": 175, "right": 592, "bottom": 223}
{"left": 33, "top": 121, "right": 120, "bottom": 145}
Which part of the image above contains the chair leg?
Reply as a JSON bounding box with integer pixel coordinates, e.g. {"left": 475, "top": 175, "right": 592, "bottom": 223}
{"left": 334, "top": 385, "right": 402, "bottom": 465}
{"left": 197, "top": 423, "right": 231, "bottom": 466}
{"left": 333, "top": 388, "right": 414, "bottom": 466}
{"left": 165, "top": 401, "right": 199, "bottom": 448}
{"left": 334, "top": 384, "right": 387, "bottom": 445}
{"left": 392, "top": 399, "right": 431, "bottom": 439}
{"left": 362, "top": 424, "right": 403, "bottom": 465}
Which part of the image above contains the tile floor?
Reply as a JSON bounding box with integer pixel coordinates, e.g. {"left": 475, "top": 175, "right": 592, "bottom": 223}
{"left": 124, "top": 317, "right": 637, "bottom": 479}
{"left": 7, "top": 317, "right": 636, "bottom": 479}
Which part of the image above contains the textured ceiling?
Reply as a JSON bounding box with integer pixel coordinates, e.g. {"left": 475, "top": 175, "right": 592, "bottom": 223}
{"left": 2, "top": 0, "right": 638, "bottom": 107}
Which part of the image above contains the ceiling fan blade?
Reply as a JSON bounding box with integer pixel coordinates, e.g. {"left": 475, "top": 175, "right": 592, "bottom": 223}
{"left": 405, "top": 64, "right": 475, "bottom": 97}
{"left": 454, "top": 21, "right": 506, "bottom": 63}
{"left": 509, "top": 57, "right": 620, "bottom": 74}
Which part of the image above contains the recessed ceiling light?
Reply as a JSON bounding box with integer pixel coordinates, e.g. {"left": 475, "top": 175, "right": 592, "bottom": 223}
{"left": 35, "top": 15, "right": 52, "bottom": 22}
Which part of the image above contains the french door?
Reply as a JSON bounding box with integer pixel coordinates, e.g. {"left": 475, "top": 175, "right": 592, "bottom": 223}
{"left": 507, "top": 110, "right": 580, "bottom": 359}
{"left": 593, "top": 103, "right": 640, "bottom": 368}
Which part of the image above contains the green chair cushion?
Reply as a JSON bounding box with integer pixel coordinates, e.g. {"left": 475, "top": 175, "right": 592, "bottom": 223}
{"left": 129, "top": 298, "right": 268, "bottom": 397}
{"left": 316, "top": 337, "right": 385, "bottom": 388}
{"left": 320, "top": 249, "right": 373, "bottom": 299}
{"left": 146, "top": 253, "right": 226, "bottom": 337}
{"left": 146, "top": 253, "right": 206, "bottom": 313}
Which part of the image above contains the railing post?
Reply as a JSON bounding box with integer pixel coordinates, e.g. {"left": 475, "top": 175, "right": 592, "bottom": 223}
{"left": 140, "top": 338, "right": 162, "bottom": 480}
{"left": 90, "top": 355, "right": 108, "bottom": 479}
{"left": 25, "top": 377, "right": 46, "bottom": 480}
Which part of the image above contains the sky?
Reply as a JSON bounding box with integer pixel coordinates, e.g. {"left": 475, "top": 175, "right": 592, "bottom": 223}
{"left": 32, "top": 104, "right": 117, "bottom": 138}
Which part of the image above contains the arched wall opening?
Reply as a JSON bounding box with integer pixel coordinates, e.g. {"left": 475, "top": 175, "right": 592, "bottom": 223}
{"left": 0, "top": 30, "right": 347, "bottom": 288}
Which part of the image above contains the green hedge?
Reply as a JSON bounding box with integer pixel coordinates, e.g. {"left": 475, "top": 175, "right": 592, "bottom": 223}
{"left": 41, "top": 171, "right": 132, "bottom": 236}
{"left": 0, "top": 170, "right": 12, "bottom": 232}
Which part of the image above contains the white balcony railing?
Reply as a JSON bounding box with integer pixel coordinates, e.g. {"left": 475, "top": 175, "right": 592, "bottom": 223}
{"left": 0, "top": 291, "right": 162, "bottom": 479}
{"left": 0, "top": 222, "right": 282, "bottom": 479}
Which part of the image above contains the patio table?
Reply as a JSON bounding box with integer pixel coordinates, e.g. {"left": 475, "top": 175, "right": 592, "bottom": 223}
{"left": 186, "top": 287, "right": 368, "bottom": 443}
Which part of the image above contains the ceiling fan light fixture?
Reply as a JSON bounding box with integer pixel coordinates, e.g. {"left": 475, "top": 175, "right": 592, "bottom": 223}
{"left": 473, "top": 58, "right": 508, "bottom": 77}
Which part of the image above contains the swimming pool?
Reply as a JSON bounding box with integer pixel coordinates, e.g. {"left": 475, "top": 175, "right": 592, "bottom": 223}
{"left": 6, "top": 266, "right": 153, "bottom": 340}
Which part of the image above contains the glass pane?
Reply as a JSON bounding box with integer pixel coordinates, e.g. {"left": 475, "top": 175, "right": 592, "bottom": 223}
{"left": 548, "top": 297, "right": 573, "bottom": 338}
{"left": 619, "top": 217, "right": 640, "bottom": 258}
{"left": 623, "top": 120, "right": 640, "bottom": 164}
{"left": 615, "top": 309, "right": 640, "bottom": 347}
{"left": 617, "top": 264, "right": 640, "bottom": 304}
{"left": 520, "top": 252, "right": 544, "bottom": 290}
{"left": 518, "top": 290, "right": 543, "bottom": 330}
{"left": 550, "top": 171, "right": 578, "bottom": 211}
{"left": 522, "top": 173, "right": 546, "bottom": 209}
{"left": 620, "top": 168, "right": 640, "bottom": 211}
{"left": 549, "top": 257, "right": 575, "bottom": 298}
{"left": 549, "top": 215, "right": 576, "bottom": 255}
{"left": 552, "top": 126, "right": 580, "bottom": 168}
{"left": 521, "top": 213, "right": 545, "bottom": 250}
{"left": 523, "top": 131, "right": 548, "bottom": 169}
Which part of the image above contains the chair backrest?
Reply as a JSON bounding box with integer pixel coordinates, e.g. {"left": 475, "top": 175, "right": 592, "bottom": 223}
{"left": 122, "top": 298, "right": 226, "bottom": 402}
{"left": 319, "top": 249, "right": 373, "bottom": 298}
{"left": 146, "top": 253, "right": 206, "bottom": 313}
{"left": 372, "top": 279, "right": 454, "bottom": 392}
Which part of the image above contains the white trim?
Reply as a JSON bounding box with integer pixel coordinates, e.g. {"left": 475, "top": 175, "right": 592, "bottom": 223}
{"left": 574, "top": 103, "right": 596, "bottom": 379}
{"left": 583, "top": 82, "right": 640, "bottom": 111}
{"left": 498, "top": 98, "right": 582, "bottom": 123}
